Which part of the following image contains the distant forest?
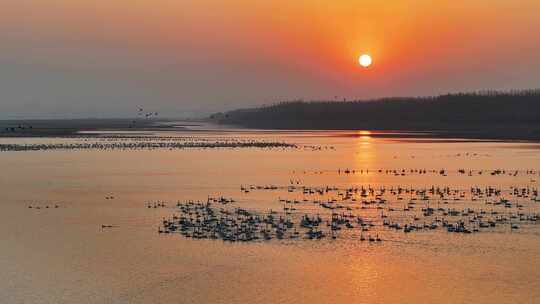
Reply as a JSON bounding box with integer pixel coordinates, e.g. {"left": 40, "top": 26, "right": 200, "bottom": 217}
{"left": 211, "top": 90, "right": 540, "bottom": 139}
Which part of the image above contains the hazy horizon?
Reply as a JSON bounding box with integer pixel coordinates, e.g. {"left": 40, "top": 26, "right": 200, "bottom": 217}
{"left": 2, "top": 1, "right": 540, "bottom": 119}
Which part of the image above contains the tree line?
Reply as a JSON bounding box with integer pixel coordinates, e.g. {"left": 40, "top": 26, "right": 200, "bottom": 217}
{"left": 210, "top": 90, "right": 540, "bottom": 139}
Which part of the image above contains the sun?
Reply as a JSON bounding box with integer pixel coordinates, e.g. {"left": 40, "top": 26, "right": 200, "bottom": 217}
{"left": 359, "top": 54, "right": 372, "bottom": 67}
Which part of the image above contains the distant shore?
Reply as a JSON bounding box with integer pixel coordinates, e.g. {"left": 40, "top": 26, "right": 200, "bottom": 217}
{"left": 213, "top": 122, "right": 540, "bottom": 141}
{"left": 0, "top": 118, "right": 184, "bottom": 138}
{"left": 211, "top": 91, "right": 540, "bottom": 141}
{"left": 1, "top": 117, "right": 540, "bottom": 142}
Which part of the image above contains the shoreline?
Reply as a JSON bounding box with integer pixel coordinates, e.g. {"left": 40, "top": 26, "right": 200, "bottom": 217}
{"left": 1, "top": 118, "right": 540, "bottom": 142}
{"left": 0, "top": 118, "right": 184, "bottom": 138}
{"left": 212, "top": 123, "right": 540, "bottom": 142}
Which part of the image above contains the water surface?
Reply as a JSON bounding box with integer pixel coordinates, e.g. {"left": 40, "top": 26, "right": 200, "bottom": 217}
{"left": 1, "top": 127, "right": 539, "bottom": 304}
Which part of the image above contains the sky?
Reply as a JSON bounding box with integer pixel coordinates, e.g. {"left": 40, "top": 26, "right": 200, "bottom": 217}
{"left": 1, "top": 0, "right": 539, "bottom": 119}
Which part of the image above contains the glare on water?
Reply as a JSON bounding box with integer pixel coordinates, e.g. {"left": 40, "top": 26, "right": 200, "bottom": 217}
{"left": 1, "top": 129, "right": 540, "bottom": 304}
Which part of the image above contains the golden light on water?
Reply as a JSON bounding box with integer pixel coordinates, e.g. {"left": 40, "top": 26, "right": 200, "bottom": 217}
{"left": 356, "top": 130, "right": 372, "bottom": 142}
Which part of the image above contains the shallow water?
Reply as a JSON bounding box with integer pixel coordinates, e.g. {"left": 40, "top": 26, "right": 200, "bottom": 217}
{"left": 1, "top": 128, "right": 540, "bottom": 304}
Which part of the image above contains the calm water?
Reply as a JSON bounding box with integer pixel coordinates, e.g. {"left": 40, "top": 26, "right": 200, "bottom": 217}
{"left": 1, "top": 127, "right": 540, "bottom": 304}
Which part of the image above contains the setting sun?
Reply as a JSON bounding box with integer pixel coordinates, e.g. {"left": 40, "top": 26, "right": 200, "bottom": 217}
{"left": 359, "top": 54, "right": 372, "bottom": 67}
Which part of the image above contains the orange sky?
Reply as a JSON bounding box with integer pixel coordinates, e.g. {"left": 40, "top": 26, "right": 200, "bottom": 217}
{"left": 1, "top": 0, "right": 539, "bottom": 117}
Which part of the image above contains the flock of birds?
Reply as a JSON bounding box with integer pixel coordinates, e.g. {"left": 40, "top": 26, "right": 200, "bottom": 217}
{"left": 27, "top": 204, "right": 60, "bottom": 209}
{"left": 137, "top": 107, "right": 158, "bottom": 118}
{"left": 127, "top": 107, "right": 159, "bottom": 128}
{"left": 0, "top": 137, "right": 296, "bottom": 152}
{"left": 294, "top": 168, "right": 540, "bottom": 178}
{"left": 3, "top": 124, "right": 33, "bottom": 133}
{"left": 157, "top": 168, "right": 540, "bottom": 243}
